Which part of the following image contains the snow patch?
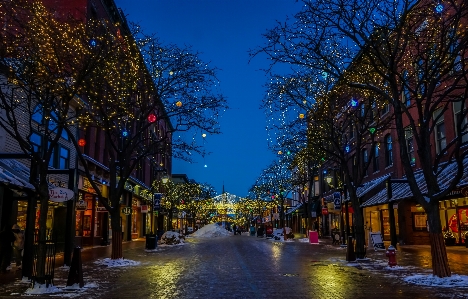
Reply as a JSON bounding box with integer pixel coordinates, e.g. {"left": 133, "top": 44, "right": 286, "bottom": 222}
{"left": 403, "top": 274, "right": 468, "bottom": 287}
{"left": 94, "top": 258, "right": 140, "bottom": 267}
{"left": 25, "top": 283, "right": 61, "bottom": 294}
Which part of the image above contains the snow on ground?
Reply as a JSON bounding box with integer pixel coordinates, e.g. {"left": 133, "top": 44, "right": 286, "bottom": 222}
{"left": 94, "top": 258, "right": 140, "bottom": 267}
{"left": 403, "top": 274, "right": 468, "bottom": 288}
{"left": 191, "top": 223, "right": 232, "bottom": 237}
{"left": 159, "top": 230, "right": 185, "bottom": 245}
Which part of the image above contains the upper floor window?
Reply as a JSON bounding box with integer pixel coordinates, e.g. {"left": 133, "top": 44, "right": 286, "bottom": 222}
{"left": 402, "top": 70, "right": 411, "bottom": 107}
{"left": 434, "top": 109, "right": 446, "bottom": 154}
{"left": 385, "top": 134, "right": 393, "bottom": 167}
{"left": 31, "top": 104, "right": 69, "bottom": 140}
{"left": 58, "top": 146, "right": 70, "bottom": 169}
{"left": 453, "top": 100, "right": 468, "bottom": 144}
{"left": 360, "top": 103, "right": 365, "bottom": 118}
{"left": 405, "top": 127, "right": 415, "bottom": 165}
{"left": 381, "top": 102, "right": 390, "bottom": 116}
{"left": 362, "top": 149, "right": 368, "bottom": 176}
{"left": 373, "top": 143, "right": 379, "bottom": 172}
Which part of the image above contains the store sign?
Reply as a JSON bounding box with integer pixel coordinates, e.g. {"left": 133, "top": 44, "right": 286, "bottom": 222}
{"left": 321, "top": 207, "right": 329, "bottom": 215}
{"left": 141, "top": 205, "right": 148, "bottom": 213}
{"left": 122, "top": 207, "right": 132, "bottom": 215}
{"left": 49, "top": 187, "right": 74, "bottom": 202}
{"left": 76, "top": 200, "right": 87, "bottom": 211}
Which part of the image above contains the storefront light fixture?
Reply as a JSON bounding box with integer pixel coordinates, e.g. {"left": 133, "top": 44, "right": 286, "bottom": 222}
{"left": 162, "top": 175, "right": 169, "bottom": 184}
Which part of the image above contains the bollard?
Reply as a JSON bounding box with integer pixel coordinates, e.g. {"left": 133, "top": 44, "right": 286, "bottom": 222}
{"left": 66, "top": 247, "right": 84, "bottom": 288}
{"left": 386, "top": 245, "right": 397, "bottom": 267}
{"left": 346, "top": 236, "right": 356, "bottom": 261}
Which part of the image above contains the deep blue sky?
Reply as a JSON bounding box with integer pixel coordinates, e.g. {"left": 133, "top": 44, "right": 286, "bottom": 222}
{"left": 115, "top": 0, "right": 302, "bottom": 196}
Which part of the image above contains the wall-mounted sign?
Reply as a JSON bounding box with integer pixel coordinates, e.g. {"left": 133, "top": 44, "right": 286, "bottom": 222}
{"left": 49, "top": 187, "right": 74, "bottom": 202}
{"left": 76, "top": 200, "right": 87, "bottom": 211}
{"left": 321, "top": 207, "right": 328, "bottom": 216}
{"left": 141, "top": 205, "right": 148, "bottom": 213}
{"left": 122, "top": 207, "right": 132, "bottom": 215}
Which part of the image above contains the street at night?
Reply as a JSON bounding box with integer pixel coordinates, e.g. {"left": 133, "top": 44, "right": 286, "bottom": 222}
{"left": 2, "top": 233, "right": 468, "bottom": 298}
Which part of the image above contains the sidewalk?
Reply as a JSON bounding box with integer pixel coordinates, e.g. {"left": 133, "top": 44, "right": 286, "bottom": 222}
{"left": 0, "top": 239, "right": 145, "bottom": 286}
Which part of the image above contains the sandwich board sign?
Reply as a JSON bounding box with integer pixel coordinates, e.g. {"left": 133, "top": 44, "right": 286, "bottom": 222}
{"left": 369, "top": 231, "right": 385, "bottom": 251}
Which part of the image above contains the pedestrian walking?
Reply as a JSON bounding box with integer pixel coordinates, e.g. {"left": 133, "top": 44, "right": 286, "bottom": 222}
{"left": 0, "top": 226, "right": 15, "bottom": 273}
{"left": 12, "top": 224, "right": 24, "bottom": 269}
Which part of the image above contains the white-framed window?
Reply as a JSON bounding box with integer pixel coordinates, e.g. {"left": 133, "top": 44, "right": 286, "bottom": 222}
{"left": 453, "top": 100, "right": 468, "bottom": 144}
{"left": 385, "top": 134, "right": 393, "bottom": 167}
{"left": 434, "top": 109, "right": 446, "bottom": 154}
{"left": 405, "top": 127, "right": 415, "bottom": 165}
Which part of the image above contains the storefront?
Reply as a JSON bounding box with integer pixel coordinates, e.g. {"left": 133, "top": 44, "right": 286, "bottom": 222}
{"left": 75, "top": 177, "right": 110, "bottom": 247}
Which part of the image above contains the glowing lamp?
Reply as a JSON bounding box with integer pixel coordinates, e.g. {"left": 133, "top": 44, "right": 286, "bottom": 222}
{"left": 147, "top": 114, "right": 157, "bottom": 123}
{"left": 345, "top": 145, "right": 350, "bottom": 153}
{"left": 278, "top": 150, "right": 283, "bottom": 155}
{"left": 202, "top": 133, "right": 207, "bottom": 138}
{"left": 350, "top": 98, "right": 358, "bottom": 107}
{"left": 78, "top": 139, "right": 86, "bottom": 147}
{"left": 176, "top": 101, "right": 182, "bottom": 107}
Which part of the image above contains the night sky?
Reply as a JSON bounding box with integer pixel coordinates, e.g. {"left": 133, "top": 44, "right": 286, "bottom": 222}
{"left": 114, "top": 0, "right": 303, "bottom": 196}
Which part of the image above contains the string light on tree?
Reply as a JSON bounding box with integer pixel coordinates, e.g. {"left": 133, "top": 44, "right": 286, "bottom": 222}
{"left": 147, "top": 113, "right": 157, "bottom": 123}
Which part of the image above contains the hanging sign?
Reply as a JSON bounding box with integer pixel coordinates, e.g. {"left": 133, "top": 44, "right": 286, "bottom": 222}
{"left": 153, "top": 193, "right": 161, "bottom": 211}
{"left": 140, "top": 205, "right": 148, "bottom": 213}
{"left": 321, "top": 207, "right": 329, "bottom": 215}
{"left": 369, "top": 231, "right": 385, "bottom": 251}
{"left": 333, "top": 192, "right": 341, "bottom": 210}
{"left": 49, "top": 187, "right": 74, "bottom": 202}
{"left": 122, "top": 207, "right": 132, "bottom": 215}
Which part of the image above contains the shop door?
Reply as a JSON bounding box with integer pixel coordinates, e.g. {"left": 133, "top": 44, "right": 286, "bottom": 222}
{"left": 53, "top": 207, "right": 66, "bottom": 252}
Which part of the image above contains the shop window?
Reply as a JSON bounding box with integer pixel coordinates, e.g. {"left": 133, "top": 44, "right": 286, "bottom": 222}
{"left": 412, "top": 212, "right": 427, "bottom": 231}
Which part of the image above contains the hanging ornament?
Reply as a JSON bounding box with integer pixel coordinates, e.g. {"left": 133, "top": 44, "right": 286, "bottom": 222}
{"left": 435, "top": 3, "right": 444, "bottom": 13}
{"left": 78, "top": 139, "right": 86, "bottom": 147}
{"left": 147, "top": 114, "right": 157, "bottom": 123}
{"left": 169, "top": 71, "right": 174, "bottom": 75}
{"left": 122, "top": 130, "right": 128, "bottom": 137}
{"left": 350, "top": 98, "right": 358, "bottom": 107}
{"left": 176, "top": 101, "right": 182, "bottom": 107}
{"left": 89, "top": 39, "right": 97, "bottom": 47}
{"left": 299, "top": 113, "right": 305, "bottom": 119}
{"left": 202, "top": 133, "right": 207, "bottom": 138}
{"left": 278, "top": 150, "right": 283, "bottom": 155}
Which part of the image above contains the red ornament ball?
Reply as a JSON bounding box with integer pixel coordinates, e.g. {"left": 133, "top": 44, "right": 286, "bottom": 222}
{"left": 78, "top": 139, "right": 86, "bottom": 147}
{"left": 147, "top": 114, "right": 157, "bottom": 123}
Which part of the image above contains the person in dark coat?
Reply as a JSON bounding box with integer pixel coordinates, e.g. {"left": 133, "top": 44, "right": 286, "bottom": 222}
{"left": 0, "top": 226, "right": 15, "bottom": 273}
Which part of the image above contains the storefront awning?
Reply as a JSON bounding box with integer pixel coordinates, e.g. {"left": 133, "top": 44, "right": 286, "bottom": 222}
{"left": 285, "top": 203, "right": 304, "bottom": 215}
{"left": 0, "top": 159, "right": 34, "bottom": 190}
{"left": 362, "top": 157, "right": 468, "bottom": 208}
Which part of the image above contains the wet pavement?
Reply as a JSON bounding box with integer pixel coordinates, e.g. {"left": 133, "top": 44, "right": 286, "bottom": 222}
{"left": 0, "top": 235, "right": 468, "bottom": 298}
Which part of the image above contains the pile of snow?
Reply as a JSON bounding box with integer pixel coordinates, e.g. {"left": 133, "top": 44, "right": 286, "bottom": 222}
{"left": 191, "top": 223, "right": 232, "bottom": 238}
{"left": 403, "top": 274, "right": 468, "bottom": 287}
{"left": 25, "top": 284, "right": 61, "bottom": 295}
{"left": 159, "top": 231, "right": 185, "bottom": 245}
{"left": 94, "top": 258, "right": 140, "bottom": 267}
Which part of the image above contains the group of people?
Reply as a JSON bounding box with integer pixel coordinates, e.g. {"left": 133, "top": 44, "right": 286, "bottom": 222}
{"left": 232, "top": 224, "right": 242, "bottom": 235}
{"left": 0, "top": 224, "right": 24, "bottom": 273}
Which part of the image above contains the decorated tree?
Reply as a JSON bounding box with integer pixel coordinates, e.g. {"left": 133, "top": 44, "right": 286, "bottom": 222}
{"left": 252, "top": 0, "right": 468, "bottom": 276}
{"left": 0, "top": 0, "right": 115, "bottom": 283}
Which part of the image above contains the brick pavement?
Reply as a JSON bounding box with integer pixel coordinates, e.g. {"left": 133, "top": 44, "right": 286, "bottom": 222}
{"left": 0, "top": 236, "right": 467, "bottom": 298}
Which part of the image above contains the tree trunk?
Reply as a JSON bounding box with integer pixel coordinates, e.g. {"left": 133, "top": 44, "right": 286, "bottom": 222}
{"left": 426, "top": 204, "right": 451, "bottom": 277}
{"left": 110, "top": 208, "right": 123, "bottom": 259}
{"left": 35, "top": 181, "right": 50, "bottom": 284}
{"left": 353, "top": 206, "right": 366, "bottom": 259}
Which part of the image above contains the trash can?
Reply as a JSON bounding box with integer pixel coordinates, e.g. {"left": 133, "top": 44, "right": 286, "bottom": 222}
{"left": 145, "top": 234, "right": 157, "bottom": 250}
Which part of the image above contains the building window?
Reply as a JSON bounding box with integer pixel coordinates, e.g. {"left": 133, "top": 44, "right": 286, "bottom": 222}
{"left": 58, "top": 146, "right": 70, "bottom": 169}
{"left": 362, "top": 149, "right": 368, "bottom": 176}
{"left": 405, "top": 127, "right": 415, "bottom": 165}
{"left": 434, "top": 109, "right": 446, "bottom": 154}
{"left": 31, "top": 104, "right": 69, "bottom": 140}
{"left": 453, "top": 100, "right": 468, "bottom": 144}
{"left": 381, "top": 103, "right": 389, "bottom": 116}
{"left": 373, "top": 143, "right": 379, "bottom": 172}
{"left": 360, "top": 103, "right": 365, "bottom": 118}
{"left": 402, "top": 70, "right": 411, "bottom": 107}
{"left": 30, "top": 132, "right": 42, "bottom": 152}
{"left": 413, "top": 212, "right": 427, "bottom": 231}
{"left": 385, "top": 134, "right": 393, "bottom": 167}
